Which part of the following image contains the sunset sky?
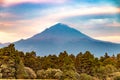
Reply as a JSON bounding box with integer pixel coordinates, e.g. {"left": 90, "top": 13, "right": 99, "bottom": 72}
{"left": 0, "top": 0, "right": 120, "bottom": 43}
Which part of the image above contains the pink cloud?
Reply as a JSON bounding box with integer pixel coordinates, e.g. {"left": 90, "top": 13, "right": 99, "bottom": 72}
{"left": 1, "top": 0, "right": 67, "bottom": 7}
{"left": 94, "top": 36, "right": 120, "bottom": 43}
{"left": 0, "top": 12, "right": 17, "bottom": 18}
{"left": 106, "top": 22, "right": 120, "bottom": 27}
{"left": 0, "top": 5, "right": 120, "bottom": 43}
{"left": 44, "top": 6, "right": 120, "bottom": 20}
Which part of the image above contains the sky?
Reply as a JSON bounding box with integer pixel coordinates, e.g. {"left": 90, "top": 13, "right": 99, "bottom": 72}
{"left": 0, "top": 0, "right": 120, "bottom": 43}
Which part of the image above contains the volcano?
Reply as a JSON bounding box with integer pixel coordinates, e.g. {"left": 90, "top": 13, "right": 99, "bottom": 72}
{"left": 14, "top": 23, "right": 120, "bottom": 56}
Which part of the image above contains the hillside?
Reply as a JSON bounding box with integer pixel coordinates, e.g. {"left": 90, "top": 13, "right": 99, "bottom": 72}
{"left": 0, "top": 44, "right": 120, "bottom": 79}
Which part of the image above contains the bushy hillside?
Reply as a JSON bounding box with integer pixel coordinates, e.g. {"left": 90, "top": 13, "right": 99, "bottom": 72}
{"left": 0, "top": 44, "right": 120, "bottom": 79}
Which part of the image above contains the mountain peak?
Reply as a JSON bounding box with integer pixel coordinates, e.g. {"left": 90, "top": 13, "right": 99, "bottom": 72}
{"left": 54, "top": 23, "right": 68, "bottom": 26}
{"left": 49, "top": 23, "right": 70, "bottom": 30}
{"left": 30, "top": 23, "right": 91, "bottom": 40}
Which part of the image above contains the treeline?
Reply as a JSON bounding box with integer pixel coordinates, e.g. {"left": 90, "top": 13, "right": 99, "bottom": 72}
{"left": 0, "top": 44, "right": 120, "bottom": 80}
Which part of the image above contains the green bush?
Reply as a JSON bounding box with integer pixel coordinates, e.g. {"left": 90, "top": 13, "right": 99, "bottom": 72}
{"left": 54, "top": 71, "right": 63, "bottom": 79}
{"left": 36, "top": 69, "right": 46, "bottom": 79}
{"left": 24, "top": 67, "right": 36, "bottom": 79}
{"left": 105, "top": 65, "right": 117, "bottom": 74}
{"left": 60, "top": 70, "right": 80, "bottom": 80}
{"left": 80, "top": 73, "right": 93, "bottom": 80}
{"left": 114, "top": 76, "right": 120, "bottom": 80}
{"left": 93, "top": 66, "right": 106, "bottom": 79}
{"left": 37, "top": 68, "right": 62, "bottom": 79}
{"left": 16, "top": 60, "right": 28, "bottom": 79}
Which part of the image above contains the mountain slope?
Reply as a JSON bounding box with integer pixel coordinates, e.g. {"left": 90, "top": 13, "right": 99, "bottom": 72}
{"left": 0, "top": 43, "right": 3, "bottom": 48}
{"left": 29, "top": 23, "right": 92, "bottom": 43}
{"left": 14, "top": 23, "right": 120, "bottom": 56}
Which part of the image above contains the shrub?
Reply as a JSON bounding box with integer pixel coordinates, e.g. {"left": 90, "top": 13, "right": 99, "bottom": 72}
{"left": 93, "top": 66, "right": 107, "bottom": 79}
{"left": 60, "top": 70, "right": 80, "bottom": 80}
{"left": 54, "top": 70, "right": 63, "bottom": 79}
{"left": 16, "top": 60, "right": 28, "bottom": 79}
{"left": 24, "top": 67, "right": 36, "bottom": 79}
{"left": 37, "top": 68, "right": 62, "bottom": 79}
{"left": 80, "top": 73, "right": 93, "bottom": 80}
{"left": 114, "top": 76, "right": 120, "bottom": 80}
{"left": 105, "top": 65, "right": 117, "bottom": 74}
{"left": 36, "top": 69, "right": 46, "bottom": 79}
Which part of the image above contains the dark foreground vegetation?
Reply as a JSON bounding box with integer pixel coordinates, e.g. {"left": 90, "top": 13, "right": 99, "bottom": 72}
{"left": 0, "top": 44, "right": 120, "bottom": 80}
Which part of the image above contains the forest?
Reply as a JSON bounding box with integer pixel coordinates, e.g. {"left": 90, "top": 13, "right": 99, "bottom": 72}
{"left": 0, "top": 44, "right": 120, "bottom": 80}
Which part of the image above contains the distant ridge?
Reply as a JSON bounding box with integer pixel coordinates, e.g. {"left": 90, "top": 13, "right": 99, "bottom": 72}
{"left": 12, "top": 23, "right": 120, "bottom": 56}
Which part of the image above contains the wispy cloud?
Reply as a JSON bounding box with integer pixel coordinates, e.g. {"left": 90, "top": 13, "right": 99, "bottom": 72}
{"left": 44, "top": 6, "right": 120, "bottom": 19}
{"left": 0, "top": 12, "right": 17, "bottom": 19}
{"left": 0, "top": 5, "right": 119, "bottom": 33}
{"left": 0, "top": 32, "right": 15, "bottom": 43}
{"left": 1, "top": 0, "right": 68, "bottom": 7}
{"left": 0, "top": 0, "right": 120, "bottom": 43}
{"left": 105, "top": 21, "right": 120, "bottom": 27}
{"left": 94, "top": 36, "right": 120, "bottom": 43}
